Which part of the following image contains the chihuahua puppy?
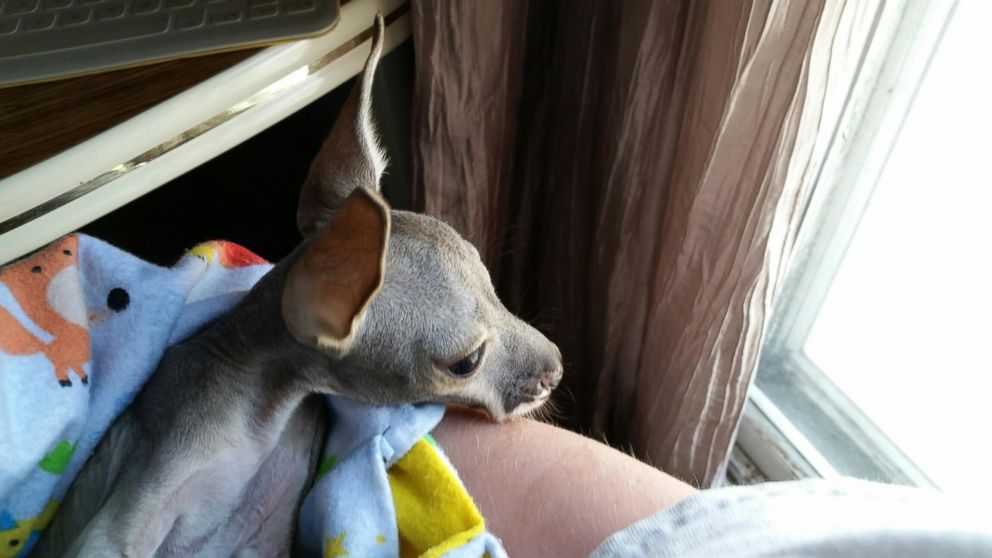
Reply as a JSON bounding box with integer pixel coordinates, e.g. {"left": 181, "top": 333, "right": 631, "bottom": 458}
{"left": 34, "top": 14, "right": 562, "bottom": 558}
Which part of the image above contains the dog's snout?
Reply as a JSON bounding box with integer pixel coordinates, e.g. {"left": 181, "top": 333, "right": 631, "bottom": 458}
{"left": 540, "top": 348, "right": 563, "bottom": 390}
{"left": 539, "top": 368, "right": 562, "bottom": 390}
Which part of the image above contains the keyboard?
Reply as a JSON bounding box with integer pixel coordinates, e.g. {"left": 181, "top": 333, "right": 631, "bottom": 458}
{"left": 0, "top": 0, "right": 338, "bottom": 86}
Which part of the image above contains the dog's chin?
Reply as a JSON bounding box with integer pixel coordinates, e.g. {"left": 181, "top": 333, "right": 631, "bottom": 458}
{"left": 505, "top": 389, "right": 552, "bottom": 420}
{"left": 447, "top": 403, "right": 499, "bottom": 421}
{"left": 447, "top": 389, "right": 552, "bottom": 422}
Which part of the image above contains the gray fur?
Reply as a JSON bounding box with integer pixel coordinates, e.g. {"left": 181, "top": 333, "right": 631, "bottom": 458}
{"left": 33, "top": 13, "right": 560, "bottom": 558}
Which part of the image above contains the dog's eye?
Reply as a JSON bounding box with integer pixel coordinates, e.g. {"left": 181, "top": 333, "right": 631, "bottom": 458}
{"left": 449, "top": 344, "right": 485, "bottom": 377}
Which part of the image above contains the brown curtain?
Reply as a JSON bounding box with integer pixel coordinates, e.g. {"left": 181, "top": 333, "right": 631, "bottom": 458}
{"left": 409, "top": 0, "right": 836, "bottom": 486}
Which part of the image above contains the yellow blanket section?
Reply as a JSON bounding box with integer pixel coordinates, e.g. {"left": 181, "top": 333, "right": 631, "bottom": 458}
{"left": 388, "top": 437, "right": 487, "bottom": 558}
{"left": 0, "top": 501, "right": 58, "bottom": 558}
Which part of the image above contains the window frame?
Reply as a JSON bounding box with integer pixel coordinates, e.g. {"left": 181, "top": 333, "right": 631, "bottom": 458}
{"left": 737, "top": 0, "right": 959, "bottom": 485}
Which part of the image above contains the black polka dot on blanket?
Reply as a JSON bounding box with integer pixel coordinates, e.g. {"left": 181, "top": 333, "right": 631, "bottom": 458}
{"left": 107, "top": 288, "right": 130, "bottom": 312}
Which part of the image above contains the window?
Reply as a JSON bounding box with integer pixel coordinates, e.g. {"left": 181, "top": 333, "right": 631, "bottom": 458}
{"left": 739, "top": 0, "right": 992, "bottom": 500}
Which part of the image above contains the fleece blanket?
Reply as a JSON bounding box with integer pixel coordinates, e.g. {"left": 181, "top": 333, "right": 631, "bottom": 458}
{"left": 0, "top": 234, "right": 506, "bottom": 558}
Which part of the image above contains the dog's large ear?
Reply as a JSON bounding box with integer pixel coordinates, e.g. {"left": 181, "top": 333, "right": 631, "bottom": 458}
{"left": 282, "top": 188, "right": 390, "bottom": 352}
{"left": 298, "top": 14, "right": 387, "bottom": 237}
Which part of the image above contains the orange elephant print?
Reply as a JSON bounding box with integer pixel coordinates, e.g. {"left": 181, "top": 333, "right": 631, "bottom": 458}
{"left": 0, "top": 236, "right": 90, "bottom": 387}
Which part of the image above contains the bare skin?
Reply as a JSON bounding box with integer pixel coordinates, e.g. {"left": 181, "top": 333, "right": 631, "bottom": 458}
{"left": 432, "top": 410, "right": 698, "bottom": 558}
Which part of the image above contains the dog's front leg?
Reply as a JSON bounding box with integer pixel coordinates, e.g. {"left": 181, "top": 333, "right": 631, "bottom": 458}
{"left": 65, "top": 469, "right": 183, "bottom": 557}
{"left": 235, "top": 396, "right": 328, "bottom": 558}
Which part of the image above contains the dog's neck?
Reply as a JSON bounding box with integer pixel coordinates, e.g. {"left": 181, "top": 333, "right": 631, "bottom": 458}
{"left": 187, "top": 254, "right": 337, "bottom": 441}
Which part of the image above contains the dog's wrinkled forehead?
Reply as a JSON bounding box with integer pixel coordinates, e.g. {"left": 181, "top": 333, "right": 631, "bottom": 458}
{"left": 390, "top": 211, "right": 493, "bottom": 296}
{"left": 392, "top": 210, "right": 482, "bottom": 259}
{"left": 360, "top": 210, "right": 495, "bottom": 352}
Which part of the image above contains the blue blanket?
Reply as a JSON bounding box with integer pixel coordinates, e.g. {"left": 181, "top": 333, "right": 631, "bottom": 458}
{"left": 0, "top": 234, "right": 505, "bottom": 558}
